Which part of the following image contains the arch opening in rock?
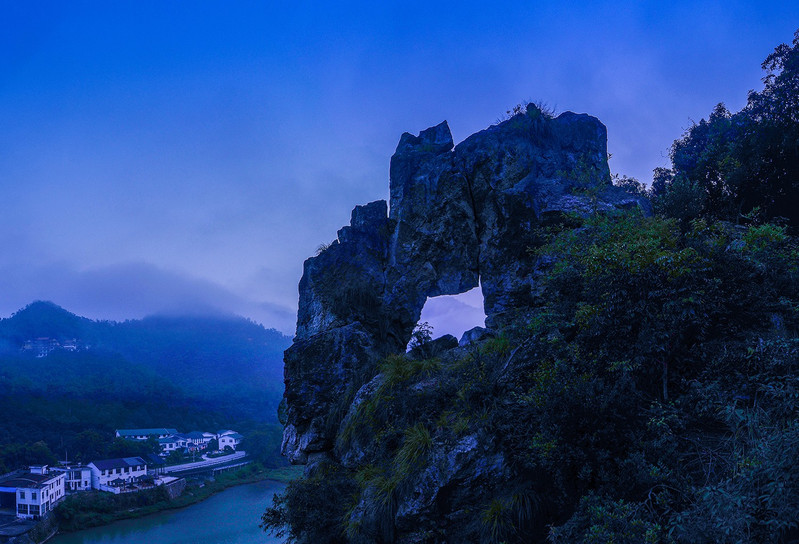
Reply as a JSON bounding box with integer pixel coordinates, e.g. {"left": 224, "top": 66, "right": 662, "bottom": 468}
{"left": 411, "top": 285, "right": 486, "bottom": 349}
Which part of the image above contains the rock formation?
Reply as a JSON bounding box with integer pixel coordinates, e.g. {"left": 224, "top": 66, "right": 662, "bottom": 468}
{"left": 283, "top": 104, "right": 648, "bottom": 464}
{"left": 280, "top": 105, "right": 649, "bottom": 540}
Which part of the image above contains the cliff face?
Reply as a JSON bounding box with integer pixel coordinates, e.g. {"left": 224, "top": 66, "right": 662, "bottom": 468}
{"left": 281, "top": 105, "right": 649, "bottom": 541}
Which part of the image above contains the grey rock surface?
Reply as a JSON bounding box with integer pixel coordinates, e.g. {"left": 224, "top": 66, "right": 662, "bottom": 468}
{"left": 280, "top": 107, "right": 650, "bottom": 541}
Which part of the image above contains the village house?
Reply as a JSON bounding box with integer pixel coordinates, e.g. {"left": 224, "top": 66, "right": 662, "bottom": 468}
{"left": 183, "top": 431, "right": 209, "bottom": 448}
{"left": 22, "top": 337, "right": 60, "bottom": 358}
{"left": 50, "top": 465, "right": 92, "bottom": 492}
{"left": 219, "top": 433, "right": 244, "bottom": 451}
{"left": 157, "top": 434, "right": 188, "bottom": 455}
{"left": 87, "top": 457, "right": 148, "bottom": 490}
{"left": 0, "top": 466, "right": 66, "bottom": 520}
{"left": 115, "top": 428, "right": 178, "bottom": 440}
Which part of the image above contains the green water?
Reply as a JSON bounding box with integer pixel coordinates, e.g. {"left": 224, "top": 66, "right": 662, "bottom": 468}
{"left": 50, "top": 480, "right": 286, "bottom": 544}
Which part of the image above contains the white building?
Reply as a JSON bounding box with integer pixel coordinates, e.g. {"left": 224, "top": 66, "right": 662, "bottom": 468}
{"left": 219, "top": 433, "right": 244, "bottom": 451}
{"left": 115, "top": 428, "right": 178, "bottom": 440}
{"left": 0, "top": 466, "right": 66, "bottom": 520}
{"left": 51, "top": 465, "right": 92, "bottom": 492}
{"left": 158, "top": 435, "right": 187, "bottom": 455}
{"left": 183, "top": 431, "right": 209, "bottom": 448}
{"left": 87, "top": 457, "right": 148, "bottom": 489}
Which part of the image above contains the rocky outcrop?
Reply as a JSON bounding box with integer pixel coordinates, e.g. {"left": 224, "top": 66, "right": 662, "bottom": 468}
{"left": 280, "top": 104, "right": 650, "bottom": 539}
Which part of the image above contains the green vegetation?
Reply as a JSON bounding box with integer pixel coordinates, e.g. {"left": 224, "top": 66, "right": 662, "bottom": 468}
{"left": 261, "top": 463, "right": 357, "bottom": 544}
{"left": 274, "top": 209, "right": 799, "bottom": 542}
{"left": 652, "top": 30, "right": 799, "bottom": 227}
{"left": 0, "top": 302, "right": 290, "bottom": 471}
{"left": 263, "top": 31, "right": 799, "bottom": 542}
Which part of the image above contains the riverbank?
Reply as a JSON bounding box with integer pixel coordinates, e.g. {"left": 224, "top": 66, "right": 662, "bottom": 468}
{"left": 49, "top": 479, "right": 288, "bottom": 544}
{"left": 54, "top": 464, "right": 301, "bottom": 533}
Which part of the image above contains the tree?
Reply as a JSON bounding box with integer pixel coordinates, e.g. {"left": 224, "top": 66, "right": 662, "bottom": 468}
{"left": 658, "top": 29, "right": 799, "bottom": 226}
{"left": 69, "top": 430, "right": 107, "bottom": 462}
{"left": 107, "top": 437, "right": 158, "bottom": 459}
{"left": 407, "top": 321, "right": 433, "bottom": 352}
{"left": 239, "top": 426, "right": 284, "bottom": 467}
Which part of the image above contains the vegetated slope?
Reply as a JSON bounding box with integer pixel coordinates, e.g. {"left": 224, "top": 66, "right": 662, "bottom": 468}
{"left": 268, "top": 212, "right": 799, "bottom": 543}
{"left": 0, "top": 301, "right": 291, "bottom": 470}
{"left": 264, "top": 32, "right": 799, "bottom": 544}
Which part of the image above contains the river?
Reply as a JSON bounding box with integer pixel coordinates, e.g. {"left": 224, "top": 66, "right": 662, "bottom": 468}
{"left": 50, "top": 480, "right": 286, "bottom": 544}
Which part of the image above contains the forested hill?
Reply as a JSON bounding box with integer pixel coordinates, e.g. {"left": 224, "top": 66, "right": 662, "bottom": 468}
{"left": 0, "top": 301, "right": 292, "bottom": 470}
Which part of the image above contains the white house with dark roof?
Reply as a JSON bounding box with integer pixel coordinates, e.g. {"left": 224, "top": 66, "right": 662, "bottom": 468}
{"left": 0, "top": 466, "right": 65, "bottom": 519}
{"left": 183, "top": 431, "right": 209, "bottom": 448}
{"left": 50, "top": 465, "right": 92, "bottom": 492}
{"left": 115, "top": 428, "right": 178, "bottom": 440}
{"left": 87, "top": 457, "right": 147, "bottom": 489}
{"left": 219, "top": 433, "right": 244, "bottom": 451}
{"left": 158, "top": 435, "right": 188, "bottom": 455}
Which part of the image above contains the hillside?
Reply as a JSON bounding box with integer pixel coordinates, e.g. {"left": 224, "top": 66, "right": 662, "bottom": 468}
{"left": 264, "top": 32, "right": 799, "bottom": 544}
{"left": 0, "top": 301, "right": 291, "bottom": 470}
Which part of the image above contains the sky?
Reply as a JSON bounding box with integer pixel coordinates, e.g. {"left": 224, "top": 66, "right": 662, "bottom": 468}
{"left": 1, "top": 1, "right": 798, "bottom": 338}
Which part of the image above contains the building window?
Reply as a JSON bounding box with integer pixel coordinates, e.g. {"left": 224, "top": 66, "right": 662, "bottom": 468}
{"left": 19, "top": 491, "right": 25, "bottom": 499}
{"left": 18, "top": 504, "right": 28, "bottom": 515}
{"left": 31, "top": 492, "right": 37, "bottom": 500}
{"left": 29, "top": 505, "right": 40, "bottom": 516}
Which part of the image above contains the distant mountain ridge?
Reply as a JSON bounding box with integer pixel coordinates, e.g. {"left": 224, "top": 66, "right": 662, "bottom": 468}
{"left": 0, "top": 300, "right": 292, "bottom": 423}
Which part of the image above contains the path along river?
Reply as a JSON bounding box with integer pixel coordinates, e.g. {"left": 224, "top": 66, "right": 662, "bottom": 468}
{"left": 50, "top": 480, "right": 286, "bottom": 544}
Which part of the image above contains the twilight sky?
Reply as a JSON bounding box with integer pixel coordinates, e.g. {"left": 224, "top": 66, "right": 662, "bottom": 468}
{"left": 1, "top": 1, "right": 798, "bottom": 337}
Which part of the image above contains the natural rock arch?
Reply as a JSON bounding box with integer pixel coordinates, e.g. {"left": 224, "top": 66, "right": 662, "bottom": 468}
{"left": 282, "top": 105, "right": 649, "bottom": 464}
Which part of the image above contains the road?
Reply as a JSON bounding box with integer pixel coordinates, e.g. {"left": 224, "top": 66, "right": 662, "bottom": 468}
{"left": 163, "top": 451, "right": 247, "bottom": 474}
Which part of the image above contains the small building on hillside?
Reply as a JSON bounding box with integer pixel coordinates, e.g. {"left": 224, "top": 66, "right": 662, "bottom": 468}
{"left": 115, "top": 428, "right": 178, "bottom": 440}
{"left": 219, "top": 433, "right": 244, "bottom": 451}
{"left": 22, "top": 338, "right": 61, "bottom": 358}
{"left": 0, "top": 465, "right": 66, "bottom": 519}
{"left": 87, "top": 458, "right": 148, "bottom": 490}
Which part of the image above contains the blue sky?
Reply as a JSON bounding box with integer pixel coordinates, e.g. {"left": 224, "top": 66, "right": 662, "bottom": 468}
{"left": 1, "top": 1, "right": 798, "bottom": 336}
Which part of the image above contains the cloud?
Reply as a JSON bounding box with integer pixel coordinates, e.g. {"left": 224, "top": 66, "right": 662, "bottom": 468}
{"left": 0, "top": 261, "right": 297, "bottom": 334}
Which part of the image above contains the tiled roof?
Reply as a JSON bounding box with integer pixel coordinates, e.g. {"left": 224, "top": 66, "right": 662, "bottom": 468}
{"left": 89, "top": 457, "right": 147, "bottom": 470}
{"left": 143, "top": 454, "right": 165, "bottom": 466}
{"left": 116, "top": 428, "right": 178, "bottom": 437}
{"left": 0, "top": 472, "right": 61, "bottom": 489}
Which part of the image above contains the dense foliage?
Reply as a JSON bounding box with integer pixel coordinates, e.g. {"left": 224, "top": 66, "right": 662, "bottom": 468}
{"left": 0, "top": 302, "right": 291, "bottom": 471}
{"left": 265, "top": 209, "right": 799, "bottom": 542}
{"left": 653, "top": 30, "right": 799, "bottom": 226}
